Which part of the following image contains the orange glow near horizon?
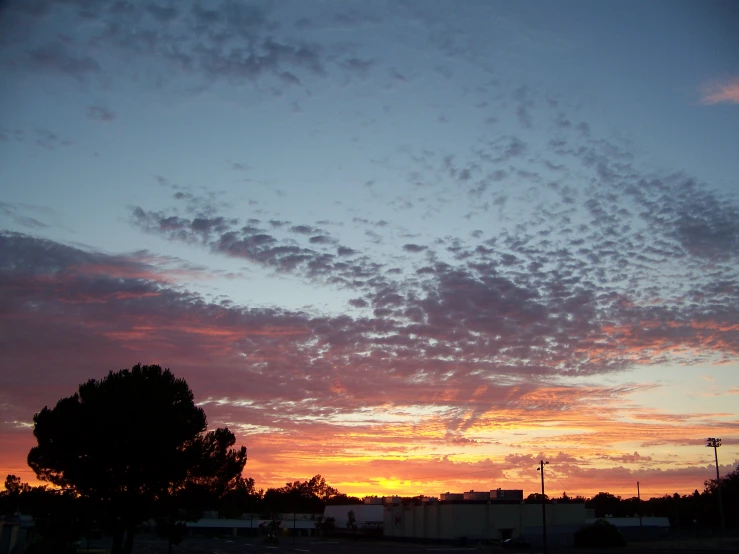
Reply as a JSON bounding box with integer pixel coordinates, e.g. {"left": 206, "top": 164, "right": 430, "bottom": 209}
{"left": 5, "top": 459, "right": 735, "bottom": 501}
{"left": 4, "top": 364, "right": 738, "bottom": 501}
{"left": 3, "top": 0, "right": 739, "bottom": 521}
{"left": 3, "top": 417, "right": 738, "bottom": 500}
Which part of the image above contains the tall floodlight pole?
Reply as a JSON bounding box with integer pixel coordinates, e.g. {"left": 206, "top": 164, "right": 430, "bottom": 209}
{"left": 537, "top": 460, "right": 549, "bottom": 554}
{"left": 706, "top": 438, "right": 725, "bottom": 532}
{"left": 637, "top": 481, "right": 643, "bottom": 538}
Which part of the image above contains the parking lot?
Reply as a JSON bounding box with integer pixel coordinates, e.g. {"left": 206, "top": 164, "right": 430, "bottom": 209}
{"left": 125, "top": 535, "right": 739, "bottom": 554}
{"left": 130, "top": 536, "right": 447, "bottom": 554}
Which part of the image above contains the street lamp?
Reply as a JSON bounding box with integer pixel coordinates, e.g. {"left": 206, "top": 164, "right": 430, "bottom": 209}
{"left": 706, "top": 438, "right": 725, "bottom": 532}
{"left": 537, "top": 460, "right": 549, "bottom": 554}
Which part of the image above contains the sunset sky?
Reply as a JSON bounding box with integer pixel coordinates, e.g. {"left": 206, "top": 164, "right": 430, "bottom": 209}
{"left": 1, "top": 0, "right": 738, "bottom": 501}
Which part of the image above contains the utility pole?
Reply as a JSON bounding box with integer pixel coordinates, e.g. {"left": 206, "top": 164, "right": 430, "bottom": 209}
{"left": 637, "top": 481, "right": 642, "bottom": 537}
{"left": 537, "top": 460, "right": 549, "bottom": 554}
{"left": 706, "top": 438, "right": 725, "bottom": 532}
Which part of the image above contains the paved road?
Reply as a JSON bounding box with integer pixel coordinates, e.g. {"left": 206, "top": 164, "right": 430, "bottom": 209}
{"left": 130, "top": 536, "right": 502, "bottom": 554}
{"left": 128, "top": 536, "right": 739, "bottom": 554}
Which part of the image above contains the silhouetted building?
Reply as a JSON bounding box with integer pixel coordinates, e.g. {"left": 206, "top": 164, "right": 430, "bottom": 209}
{"left": 0, "top": 515, "right": 33, "bottom": 554}
{"left": 185, "top": 513, "right": 321, "bottom": 537}
{"left": 463, "top": 490, "right": 490, "bottom": 501}
{"left": 586, "top": 516, "right": 670, "bottom": 540}
{"left": 440, "top": 489, "right": 523, "bottom": 502}
{"left": 384, "top": 498, "right": 588, "bottom": 545}
{"left": 493, "top": 488, "right": 524, "bottom": 500}
{"left": 323, "top": 504, "right": 384, "bottom": 529}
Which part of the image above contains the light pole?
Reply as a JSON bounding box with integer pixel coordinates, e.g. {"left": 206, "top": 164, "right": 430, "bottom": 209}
{"left": 637, "top": 481, "right": 642, "bottom": 535}
{"left": 537, "top": 460, "right": 549, "bottom": 554}
{"left": 706, "top": 438, "right": 725, "bottom": 532}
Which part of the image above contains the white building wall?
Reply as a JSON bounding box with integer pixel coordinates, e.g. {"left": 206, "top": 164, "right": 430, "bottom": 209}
{"left": 323, "top": 504, "right": 384, "bottom": 529}
{"left": 384, "top": 502, "right": 587, "bottom": 542}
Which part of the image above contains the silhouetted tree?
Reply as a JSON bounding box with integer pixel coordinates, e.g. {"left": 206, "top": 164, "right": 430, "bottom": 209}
{"left": 169, "top": 427, "right": 248, "bottom": 517}
{"left": 703, "top": 464, "right": 739, "bottom": 529}
{"left": 27, "top": 364, "right": 246, "bottom": 554}
{"left": 1, "top": 476, "right": 91, "bottom": 552}
{"left": 587, "top": 492, "right": 623, "bottom": 517}
{"left": 159, "top": 427, "right": 247, "bottom": 553}
{"left": 263, "top": 474, "right": 341, "bottom": 514}
{"left": 317, "top": 515, "right": 336, "bottom": 532}
{"left": 719, "top": 466, "right": 739, "bottom": 527}
{"left": 325, "top": 493, "right": 363, "bottom": 505}
{"left": 3, "top": 474, "right": 31, "bottom": 496}
{"left": 0, "top": 474, "right": 31, "bottom": 515}
{"left": 346, "top": 509, "right": 357, "bottom": 530}
{"left": 552, "top": 492, "right": 587, "bottom": 504}
{"left": 574, "top": 519, "right": 626, "bottom": 548}
{"left": 219, "top": 476, "right": 262, "bottom": 518}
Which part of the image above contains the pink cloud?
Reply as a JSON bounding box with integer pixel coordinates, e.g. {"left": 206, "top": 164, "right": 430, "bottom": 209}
{"left": 3, "top": 229, "right": 739, "bottom": 499}
{"left": 700, "top": 77, "right": 739, "bottom": 105}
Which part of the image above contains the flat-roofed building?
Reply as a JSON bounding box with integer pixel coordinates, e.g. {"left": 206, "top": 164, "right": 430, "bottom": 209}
{"left": 384, "top": 498, "right": 588, "bottom": 545}
{"left": 323, "top": 504, "right": 384, "bottom": 530}
{"left": 463, "top": 490, "right": 490, "bottom": 501}
{"left": 492, "top": 488, "right": 524, "bottom": 501}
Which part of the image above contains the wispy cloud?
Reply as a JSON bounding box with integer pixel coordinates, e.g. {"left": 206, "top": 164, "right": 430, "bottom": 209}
{"left": 2, "top": 221, "right": 737, "bottom": 493}
{"left": 2, "top": 0, "right": 737, "bottom": 498}
{"left": 85, "top": 105, "right": 116, "bottom": 122}
{"left": 700, "top": 77, "right": 739, "bottom": 105}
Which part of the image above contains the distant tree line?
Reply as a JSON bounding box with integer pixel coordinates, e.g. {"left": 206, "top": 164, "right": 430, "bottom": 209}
{"left": 0, "top": 472, "right": 363, "bottom": 521}
{"left": 3, "top": 468, "right": 739, "bottom": 549}
{"left": 525, "top": 469, "right": 739, "bottom": 530}
{"left": 218, "top": 473, "right": 364, "bottom": 518}
{"left": 0, "top": 473, "right": 362, "bottom": 549}
{"left": 1, "top": 364, "right": 736, "bottom": 552}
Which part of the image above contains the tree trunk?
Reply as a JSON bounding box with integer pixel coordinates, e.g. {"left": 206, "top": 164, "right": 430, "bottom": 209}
{"left": 110, "top": 524, "right": 123, "bottom": 554}
{"left": 123, "top": 521, "right": 136, "bottom": 554}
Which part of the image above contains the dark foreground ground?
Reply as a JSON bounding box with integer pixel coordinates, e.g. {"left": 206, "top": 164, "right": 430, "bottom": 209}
{"left": 94, "top": 535, "right": 739, "bottom": 554}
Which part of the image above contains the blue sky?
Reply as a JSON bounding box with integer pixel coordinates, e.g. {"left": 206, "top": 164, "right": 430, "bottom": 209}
{"left": 1, "top": 0, "right": 738, "bottom": 497}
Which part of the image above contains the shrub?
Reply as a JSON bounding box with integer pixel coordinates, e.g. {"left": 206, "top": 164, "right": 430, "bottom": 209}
{"left": 25, "top": 540, "right": 78, "bottom": 554}
{"left": 574, "top": 519, "right": 627, "bottom": 548}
